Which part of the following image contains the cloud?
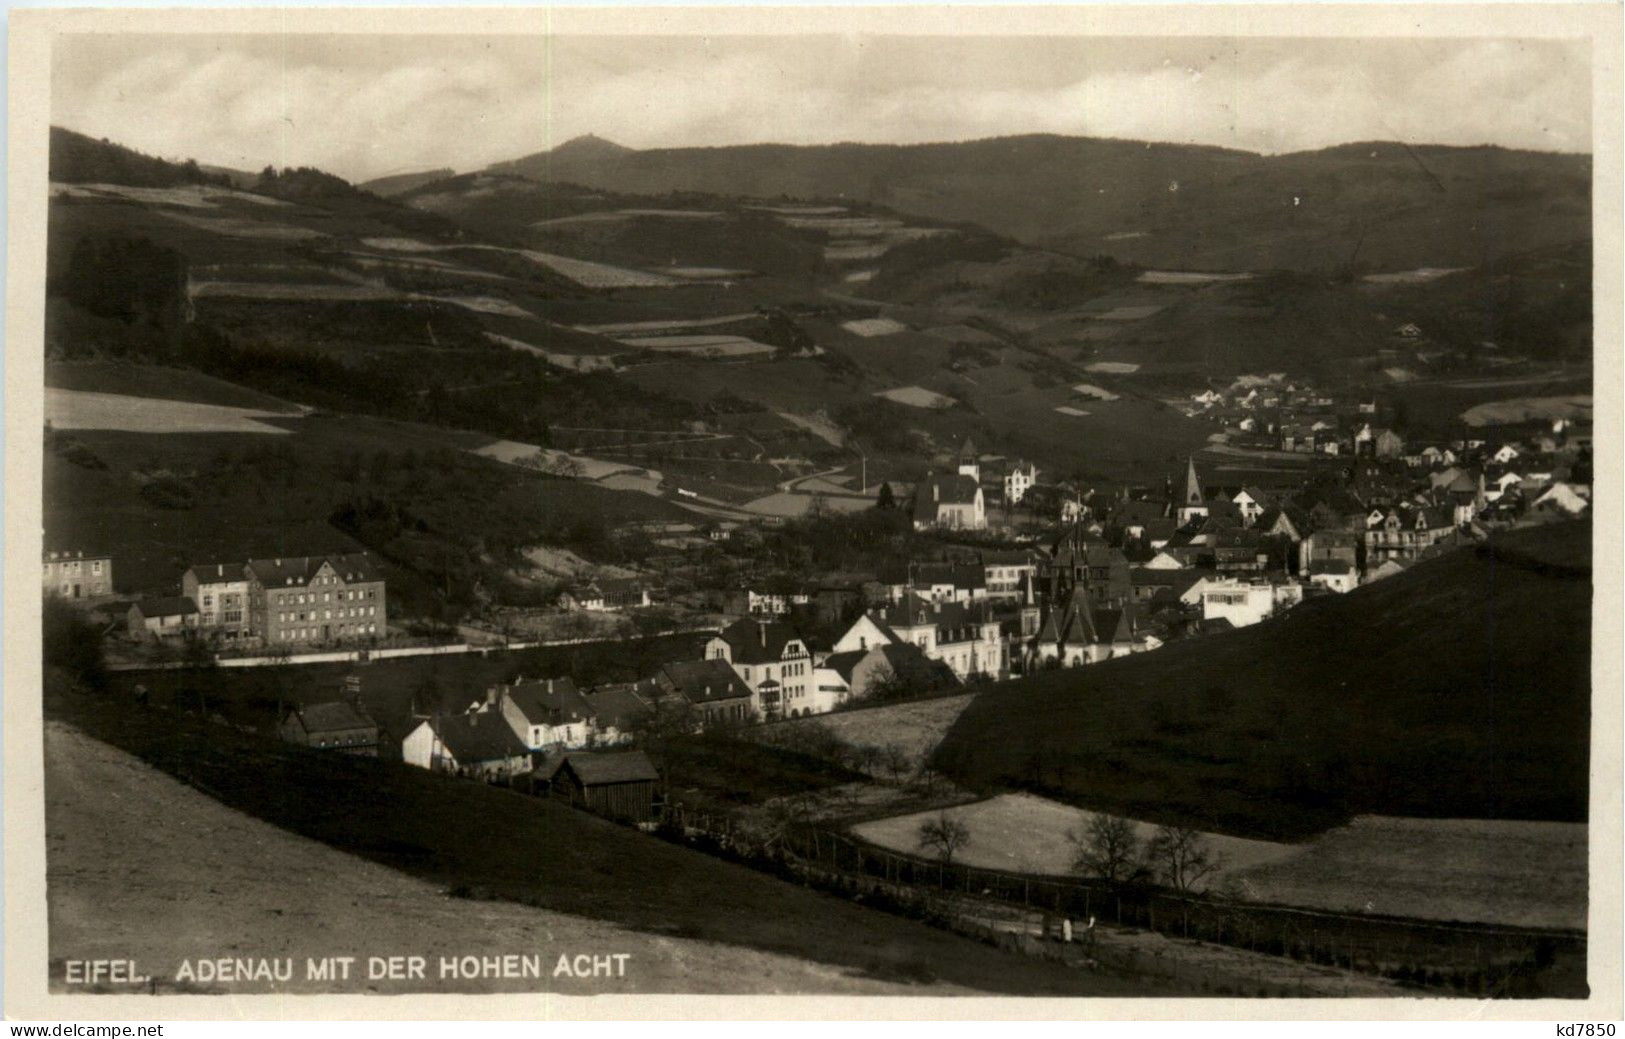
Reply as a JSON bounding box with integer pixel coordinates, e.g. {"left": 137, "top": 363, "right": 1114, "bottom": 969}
{"left": 51, "top": 34, "right": 1590, "bottom": 181}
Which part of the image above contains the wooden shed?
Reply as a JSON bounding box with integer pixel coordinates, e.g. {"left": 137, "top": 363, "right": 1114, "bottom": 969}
{"left": 547, "top": 751, "right": 661, "bottom": 822}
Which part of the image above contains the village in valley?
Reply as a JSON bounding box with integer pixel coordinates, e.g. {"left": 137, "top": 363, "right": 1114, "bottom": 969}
{"left": 35, "top": 30, "right": 1598, "bottom": 1002}
{"left": 62, "top": 375, "right": 1591, "bottom": 785}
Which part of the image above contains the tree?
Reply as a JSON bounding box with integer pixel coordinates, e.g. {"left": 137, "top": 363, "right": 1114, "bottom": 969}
{"left": 1068, "top": 813, "right": 1144, "bottom": 883}
{"left": 917, "top": 813, "right": 971, "bottom": 865}
{"left": 1147, "top": 825, "right": 1223, "bottom": 892}
{"left": 878, "top": 741, "right": 914, "bottom": 784}
{"left": 875, "top": 482, "right": 896, "bottom": 510}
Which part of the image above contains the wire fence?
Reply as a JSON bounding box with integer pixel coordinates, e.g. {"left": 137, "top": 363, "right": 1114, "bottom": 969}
{"left": 660, "top": 803, "right": 1586, "bottom": 996}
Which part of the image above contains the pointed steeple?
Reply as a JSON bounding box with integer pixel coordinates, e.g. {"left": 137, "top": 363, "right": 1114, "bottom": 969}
{"left": 1183, "top": 456, "right": 1204, "bottom": 505}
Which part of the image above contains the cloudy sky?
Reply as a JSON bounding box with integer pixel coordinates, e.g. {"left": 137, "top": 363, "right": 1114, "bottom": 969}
{"left": 53, "top": 33, "right": 1590, "bottom": 183}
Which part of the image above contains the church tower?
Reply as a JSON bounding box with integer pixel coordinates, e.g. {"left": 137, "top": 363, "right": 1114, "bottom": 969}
{"left": 1176, "top": 456, "right": 1209, "bottom": 525}
{"left": 956, "top": 438, "right": 980, "bottom": 482}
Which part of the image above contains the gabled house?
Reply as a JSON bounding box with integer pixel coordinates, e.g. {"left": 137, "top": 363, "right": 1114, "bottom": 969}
{"left": 279, "top": 699, "right": 379, "bottom": 755}
{"left": 1232, "top": 487, "right": 1272, "bottom": 526}
{"left": 44, "top": 550, "right": 114, "bottom": 600}
{"left": 127, "top": 596, "right": 199, "bottom": 641}
{"left": 654, "top": 658, "right": 756, "bottom": 726}
{"left": 182, "top": 562, "right": 251, "bottom": 641}
{"left": 703, "top": 619, "right": 811, "bottom": 721}
{"left": 482, "top": 676, "right": 596, "bottom": 751}
{"left": 833, "top": 593, "right": 1003, "bottom": 682}
{"left": 401, "top": 711, "right": 530, "bottom": 779}
{"left": 245, "top": 552, "right": 386, "bottom": 647}
{"left": 912, "top": 472, "right": 986, "bottom": 531}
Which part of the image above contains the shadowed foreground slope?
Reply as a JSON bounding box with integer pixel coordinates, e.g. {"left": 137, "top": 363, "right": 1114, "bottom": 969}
{"left": 44, "top": 688, "right": 1179, "bottom": 997}
{"left": 932, "top": 521, "right": 1591, "bottom": 841}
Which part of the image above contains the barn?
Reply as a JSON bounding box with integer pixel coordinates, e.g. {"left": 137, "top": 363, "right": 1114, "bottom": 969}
{"left": 546, "top": 751, "right": 661, "bottom": 822}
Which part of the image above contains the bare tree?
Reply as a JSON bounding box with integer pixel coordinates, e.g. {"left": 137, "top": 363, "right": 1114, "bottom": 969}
{"left": 879, "top": 741, "right": 913, "bottom": 784}
{"left": 917, "top": 813, "right": 971, "bottom": 865}
{"left": 1147, "top": 825, "right": 1223, "bottom": 892}
{"left": 1069, "top": 813, "right": 1145, "bottom": 883}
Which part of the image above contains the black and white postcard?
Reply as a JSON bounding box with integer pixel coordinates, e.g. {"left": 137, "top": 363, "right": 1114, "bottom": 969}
{"left": 4, "top": 4, "right": 1620, "bottom": 1021}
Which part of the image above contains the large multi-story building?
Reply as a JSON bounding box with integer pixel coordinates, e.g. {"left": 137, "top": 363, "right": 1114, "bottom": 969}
{"left": 182, "top": 562, "right": 252, "bottom": 641}
{"left": 703, "top": 619, "right": 813, "bottom": 721}
{"left": 245, "top": 552, "right": 387, "bottom": 646}
{"left": 43, "top": 550, "right": 113, "bottom": 600}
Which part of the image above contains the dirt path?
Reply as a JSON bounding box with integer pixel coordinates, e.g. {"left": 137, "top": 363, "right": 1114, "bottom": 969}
{"left": 43, "top": 721, "right": 972, "bottom": 996}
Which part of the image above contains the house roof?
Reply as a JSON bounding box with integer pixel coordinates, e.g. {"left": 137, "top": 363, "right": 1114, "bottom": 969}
{"left": 433, "top": 712, "right": 528, "bottom": 763}
{"left": 184, "top": 562, "right": 247, "bottom": 583}
{"left": 584, "top": 683, "right": 652, "bottom": 730}
{"left": 873, "top": 593, "right": 985, "bottom": 632}
{"left": 499, "top": 677, "right": 590, "bottom": 727}
{"left": 660, "top": 658, "right": 752, "bottom": 703}
{"left": 1309, "top": 559, "right": 1356, "bottom": 576}
{"left": 245, "top": 552, "right": 381, "bottom": 587}
{"left": 909, "top": 562, "right": 986, "bottom": 589}
{"left": 717, "top": 619, "right": 805, "bottom": 664}
{"left": 913, "top": 472, "right": 982, "bottom": 523}
{"left": 290, "top": 699, "right": 376, "bottom": 735}
{"left": 135, "top": 595, "right": 198, "bottom": 618}
{"left": 560, "top": 750, "right": 660, "bottom": 786}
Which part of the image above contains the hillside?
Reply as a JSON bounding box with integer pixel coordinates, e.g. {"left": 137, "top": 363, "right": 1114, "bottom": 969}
{"left": 44, "top": 719, "right": 970, "bottom": 995}
{"left": 50, "top": 126, "right": 233, "bottom": 189}
{"left": 932, "top": 521, "right": 1592, "bottom": 840}
{"left": 45, "top": 687, "right": 1179, "bottom": 996}
{"left": 489, "top": 134, "right": 1591, "bottom": 272}
{"left": 361, "top": 167, "right": 457, "bottom": 197}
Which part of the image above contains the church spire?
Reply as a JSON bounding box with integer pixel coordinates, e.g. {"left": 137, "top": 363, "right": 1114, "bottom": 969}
{"left": 1183, "top": 456, "right": 1204, "bottom": 505}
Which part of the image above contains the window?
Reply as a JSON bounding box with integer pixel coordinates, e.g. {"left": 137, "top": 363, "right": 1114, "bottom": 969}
{"left": 92, "top": 561, "right": 103, "bottom": 574}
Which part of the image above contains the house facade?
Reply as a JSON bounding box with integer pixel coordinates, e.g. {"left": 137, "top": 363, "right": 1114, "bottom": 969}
{"left": 127, "top": 596, "right": 199, "bottom": 640}
{"left": 703, "top": 620, "right": 811, "bottom": 721}
{"left": 183, "top": 563, "right": 252, "bottom": 641}
{"left": 1199, "top": 578, "right": 1303, "bottom": 628}
{"left": 44, "top": 550, "right": 113, "bottom": 600}
{"left": 245, "top": 553, "right": 387, "bottom": 647}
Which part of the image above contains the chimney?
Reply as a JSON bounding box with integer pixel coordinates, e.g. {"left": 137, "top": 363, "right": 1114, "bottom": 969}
{"left": 932, "top": 482, "right": 940, "bottom": 502}
{"left": 758, "top": 621, "right": 768, "bottom": 647}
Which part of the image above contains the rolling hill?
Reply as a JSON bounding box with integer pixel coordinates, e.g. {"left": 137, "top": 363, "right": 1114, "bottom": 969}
{"left": 931, "top": 520, "right": 1592, "bottom": 841}
{"left": 490, "top": 134, "right": 1591, "bottom": 272}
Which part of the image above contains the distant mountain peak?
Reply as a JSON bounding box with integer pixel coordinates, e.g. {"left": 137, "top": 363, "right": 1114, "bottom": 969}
{"left": 551, "top": 134, "right": 633, "bottom": 159}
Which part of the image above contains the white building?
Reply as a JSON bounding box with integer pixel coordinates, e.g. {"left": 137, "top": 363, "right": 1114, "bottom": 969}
{"left": 183, "top": 562, "right": 252, "bottom": 641}
{"left": 1200, "top": 578, "right": 1304, "bottom": 628}
{"left": 1002, "top": 461, "right": 1038, "bottom": 505}
{"left": 44, "top": 550, "right": 113, "bottom": 600}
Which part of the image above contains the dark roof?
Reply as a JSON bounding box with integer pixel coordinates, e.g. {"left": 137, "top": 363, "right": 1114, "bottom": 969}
{"left": 873, "top": 593, "right": 988, "bottom": 633}
{"left": 660, "top": 658, "right": 752, "bottom": 703}
{"left": 499, "top": 677, "right": 590, "bottom": 726}
{"left": 245, "top": 552, "right": 382, "bottom": 587}
{"left": 134, "top": 595, "right": 197, "bottom": 618}
{"left": 560, "top": 750, "right": 660, "bottom": 786}
{"left": 1309, "top": 559, "right": 1356, "bottom": 576}
{"left": 717, "top": 619, "right": 806, "bottom": 664}
{"left": 585, "top": 683, "right": 652, "bottom": 730}
{"left": 913, "top": 472, "right": 982, "bottom": 522}
{"left": 290, "top": 699, "right": 376, "bottom": 734}
{"left": 826, "top": 643, "right": 953, "bottom": 687}
{"left": 184, "top": 562, "right": 247, "bottom": 583}
{"left": 434, "top": 712, "right": 528, "bottom": 763}
{"left": 909, "top": 562, "right": 985, "bottom": 589}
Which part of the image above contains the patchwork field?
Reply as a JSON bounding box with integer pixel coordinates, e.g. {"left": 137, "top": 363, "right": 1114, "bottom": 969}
{"left": 852, "top": 794, "right": 1587, "bottom": 931}
{"left": 1461, "top": 395, "right": 1593, "bottom": 427}
{"left": 45, "top": 388, "right": 302, "bottom": 435}
{"left": 875, "top": 386, "right": 956, "bottom": 409}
